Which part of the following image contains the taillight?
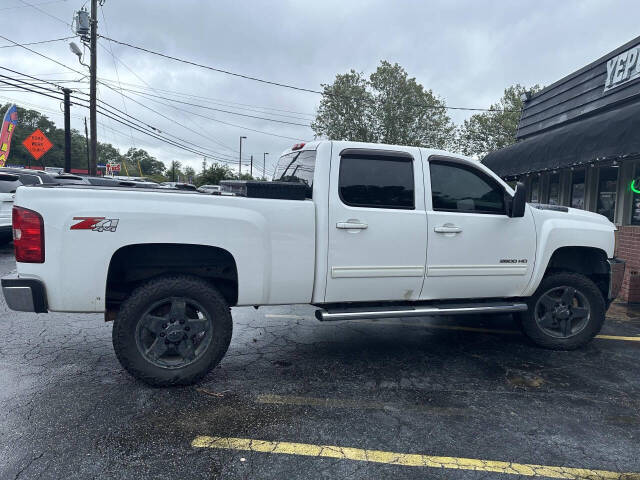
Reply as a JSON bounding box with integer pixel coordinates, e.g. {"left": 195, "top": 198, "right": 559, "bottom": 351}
{"left": 292, "top": 142, "right": 305, "bottom": 151}
{"left": 13, "top": 206, "right": 44, "bottom": 263}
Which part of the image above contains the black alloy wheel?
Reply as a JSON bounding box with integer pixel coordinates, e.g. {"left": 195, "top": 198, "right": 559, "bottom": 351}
{"left": 135, "top": 296, "right": 213, "bottom": 369}
{"left": 534, "top": 286, "right": 591, "bottom": 339}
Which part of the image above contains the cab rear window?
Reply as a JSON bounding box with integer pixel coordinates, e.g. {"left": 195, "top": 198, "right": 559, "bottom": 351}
{"left": 273, "top": 150, "right": 316, "bottom": 199}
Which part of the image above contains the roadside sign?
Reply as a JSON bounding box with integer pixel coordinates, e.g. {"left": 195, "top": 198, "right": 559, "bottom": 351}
{"left": 22, "top": 129, "right": 53, "bottom": 161}
{"left": 106, "top": 162, "right": 121, "bottom": 174}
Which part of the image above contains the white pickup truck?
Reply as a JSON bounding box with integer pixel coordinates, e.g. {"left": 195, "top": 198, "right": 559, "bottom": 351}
{"left": 2, "top": 141, "right": 625, "bottom": 386}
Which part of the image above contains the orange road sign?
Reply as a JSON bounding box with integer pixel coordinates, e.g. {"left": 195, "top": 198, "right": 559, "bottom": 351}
{"left": 22, "top": 129, "right": 53, "bottom": 161}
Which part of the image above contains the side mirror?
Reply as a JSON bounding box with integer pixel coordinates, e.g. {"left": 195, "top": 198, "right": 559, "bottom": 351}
{"left": 509, "top": 182, "right": 527, "bottom": 218}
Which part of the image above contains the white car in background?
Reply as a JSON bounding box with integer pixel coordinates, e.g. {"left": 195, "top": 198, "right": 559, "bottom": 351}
{"left": 0, "top": 172, "right": 21, "bottom": 244}
{"left": 197, "top": 184, "right": 221, "bottom": 194}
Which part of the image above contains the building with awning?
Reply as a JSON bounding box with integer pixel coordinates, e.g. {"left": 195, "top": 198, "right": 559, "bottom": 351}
{"left": 483, "top": 36, "right": 640, "bottom": 303}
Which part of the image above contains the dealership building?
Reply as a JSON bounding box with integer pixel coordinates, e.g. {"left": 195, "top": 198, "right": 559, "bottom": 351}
{"left": 483, "top": 36, "right": 640, "bottom": 303}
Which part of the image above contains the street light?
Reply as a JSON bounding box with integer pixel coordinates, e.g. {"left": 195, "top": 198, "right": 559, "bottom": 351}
{"left": 263, "top": 152, "right": 269, "bottom": 180}
{"left": 239, "top": 136, "right": 247, "bottom": 176}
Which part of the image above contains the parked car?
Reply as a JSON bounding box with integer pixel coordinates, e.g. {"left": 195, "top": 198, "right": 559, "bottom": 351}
{"left": 0, "top": 172, "right": 21, "bottom": 244}
{"left": 198, "top": 184, "right": 221, "bottom": 194}
{"left": 1, "top": 140, "right": 625, "bottom": 387}
{"left": 0, "top": 167, "right": 56, "bottom": 185}
{"left": 87, "top": 177, "right": 161, "bottom": 189}
{"left": 160, "top": 181, "right": 198, "bottom": 191}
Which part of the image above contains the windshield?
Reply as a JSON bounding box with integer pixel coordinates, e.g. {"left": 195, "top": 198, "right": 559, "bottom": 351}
{"left": 273, "top": 150, "right": 316, "bottom": 198}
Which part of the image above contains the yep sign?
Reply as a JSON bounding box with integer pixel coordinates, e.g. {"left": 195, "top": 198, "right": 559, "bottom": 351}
{"left": 605, "top": 45, "right": 640, "bottom": 92}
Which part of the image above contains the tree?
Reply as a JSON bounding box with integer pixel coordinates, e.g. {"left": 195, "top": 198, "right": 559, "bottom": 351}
{"left": 183, "top": 166, "right": 196, "bottom": 183}
{"left": 196, "top": 163, "right": 236, "bottom": 186}
{"left": 457, "top": 84, "right": 542, "bottom": 158}
{"left": 123, "top": 147, "right": 166, "bottom": 177}
{"left": 312, "top": 61, "right": 456, "bottom": 149}
{"left": 0, "top": 104, "right": 166, "bottom": 174}
{"left": 168, "top": 160, "right": 182, "bottom": 182}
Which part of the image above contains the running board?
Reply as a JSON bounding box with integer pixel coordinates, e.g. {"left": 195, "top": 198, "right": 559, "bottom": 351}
{"left": 315, "top": 302, "right": 527, "bottom": 322}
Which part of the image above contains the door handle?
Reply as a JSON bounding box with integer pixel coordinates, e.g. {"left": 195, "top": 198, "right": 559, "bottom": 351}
{"left": 337, "top": 221, "right": 368, "bottom": 230}
{"left": 434, "top": 225, "right": 462, "bottom": 234}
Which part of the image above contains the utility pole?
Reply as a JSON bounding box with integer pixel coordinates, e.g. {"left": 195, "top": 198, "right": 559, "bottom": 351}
{"left": 89, "top": 0, "right": 98, "bottom": 176}
{"left": 63, "top": 88, "right": 72, "bottom": 173}
{"left": 238, "top": 135, "right": 246, "bottom": 177}
{"left": 250, "top": 155, "right": 253, "bottom": 178}
{"left": 84, "top": 117, "right": 90, "bottom": 174}
{"left": 263, "top": 152, "right": 268, "bottom": 180}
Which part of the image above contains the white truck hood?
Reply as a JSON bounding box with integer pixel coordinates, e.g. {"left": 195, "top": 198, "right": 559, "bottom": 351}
{"left": 529, "top": 203, "right": 615, "bottom": 229}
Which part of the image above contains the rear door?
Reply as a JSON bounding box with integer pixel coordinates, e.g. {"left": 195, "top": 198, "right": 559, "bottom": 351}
{"left": 325, "top": 147, "right": 427, "bottom": 303}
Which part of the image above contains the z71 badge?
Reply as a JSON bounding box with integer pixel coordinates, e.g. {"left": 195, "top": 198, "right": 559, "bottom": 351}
{"left": 71, "top": 217, "right": 119, "bottom": 232}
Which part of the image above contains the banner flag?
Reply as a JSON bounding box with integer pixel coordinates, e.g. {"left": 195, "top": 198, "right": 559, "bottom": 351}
{"left": 0, "top": 105, "right": 18, "bottom": 167}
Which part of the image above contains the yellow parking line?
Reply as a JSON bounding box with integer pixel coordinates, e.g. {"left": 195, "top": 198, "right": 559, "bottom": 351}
{"left": 192, "top": 436, "right": 639, "bottom": 479}
{"left": 595, "top": 334, "right": 640, "bottom": 342}
{"left": 264, "top": 315, "right": 640, "bottom": 342}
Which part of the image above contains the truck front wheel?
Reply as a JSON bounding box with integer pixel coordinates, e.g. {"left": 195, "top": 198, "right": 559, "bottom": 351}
{"left": 519, "top": 272, "right": 605, "bottom": 350}
{"left": 112, "top": 275, "right": 232, "bottom": 387}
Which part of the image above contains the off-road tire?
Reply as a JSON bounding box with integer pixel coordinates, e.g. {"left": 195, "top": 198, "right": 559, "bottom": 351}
{"left": 112, "top": 275, "right": 232, "bottom": 386}
{"left": 519, "top": 272, "right": 605, "bottom": 350}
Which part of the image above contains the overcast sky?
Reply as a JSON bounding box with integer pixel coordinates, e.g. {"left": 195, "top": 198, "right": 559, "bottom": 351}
{"left": 2, "top": 0, "right": 640, "bottom": 176}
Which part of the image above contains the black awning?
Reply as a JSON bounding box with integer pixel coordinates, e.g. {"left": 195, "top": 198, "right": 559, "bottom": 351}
{"left": 482, "top": 100, "right": 640, "bottom": 177}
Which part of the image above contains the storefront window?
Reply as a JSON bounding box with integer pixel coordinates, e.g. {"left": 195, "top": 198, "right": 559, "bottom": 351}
{"left": 548, "top": 173, "right": 560, "bottom": 205}
{"left": 596, "top": 166, "right": 619, "bottom": 222}
{"left": 631, "top": 164, "right": 640, "bottom": 226}
{"left": 530, "top": 176, "right": 540, "bottom": 203}
{"left": 570, "top": 169, "right": 586, "bottom": 209}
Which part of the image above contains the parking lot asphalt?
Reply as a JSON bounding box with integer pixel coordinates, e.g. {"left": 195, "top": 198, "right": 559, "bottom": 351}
{"left": 1, "top": 243, "right": 640, "bottom": 480}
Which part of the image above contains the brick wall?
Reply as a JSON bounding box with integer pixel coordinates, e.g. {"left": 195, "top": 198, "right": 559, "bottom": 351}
{"left": 614, "top": 226, "right": 640, "bottom": 303}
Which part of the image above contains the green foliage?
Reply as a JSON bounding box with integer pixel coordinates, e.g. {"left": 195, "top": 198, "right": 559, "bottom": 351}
{"left": 312, "top": 61, "right": 456, "bottom": 149}
{"left": 123, "top": 147, "right": 166, "bottom": 176}
{"left": 457, "top": 84, "right": 542, "bottom": 158}
{"left": 0, "top": 103, "right": 165, "bottom": 176}
{"left": 196, "top": 163, "right": 236, "bottom": 186}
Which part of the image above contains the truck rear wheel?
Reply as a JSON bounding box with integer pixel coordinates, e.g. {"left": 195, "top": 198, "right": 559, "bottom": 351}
{"left": 112, "top": 275, "right": 232, "bottom": 387}
{"left": 519, "top": 272, "right": 605, "bottom": 350}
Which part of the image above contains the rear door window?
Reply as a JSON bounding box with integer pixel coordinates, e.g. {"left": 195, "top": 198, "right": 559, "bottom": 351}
{"left": 339, "top": 155, "right": 414, "bottom": 209}
{"left": 274, "top": 150, "right": 316, "bottom": 198}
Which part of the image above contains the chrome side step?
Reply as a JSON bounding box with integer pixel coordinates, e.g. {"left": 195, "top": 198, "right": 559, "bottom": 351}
{"left": 315, "top": 302, "right": 527, "bottom": 322}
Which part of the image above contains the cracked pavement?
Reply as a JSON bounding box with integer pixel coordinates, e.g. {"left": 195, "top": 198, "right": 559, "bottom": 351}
{"left": 1, "top": 243, "right": 640, "bottom": 479}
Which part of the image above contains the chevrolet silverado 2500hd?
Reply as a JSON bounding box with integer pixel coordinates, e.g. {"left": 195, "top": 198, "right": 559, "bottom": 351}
{"left": 1, "top": 141, "right": 625, "bottom": 386}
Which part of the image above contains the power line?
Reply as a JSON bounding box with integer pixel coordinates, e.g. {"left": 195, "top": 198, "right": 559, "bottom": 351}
{"left": 0, "top": 0, "right": 68, "bottom": 10}
{"left": 100, "top": 34, "right": 323, "bottom": 95}
{"left": 0, "top": 78, "right": 64, "bottom": 101}
{"left": 98, "top": 5, "right": 137, "bottom": 152}
{"left": 99, "top": 34, "right": 518, "bottom": 113}
{"left": 96, "top": 40, "right": 238, "bottom": 154}
{"left": 0, "top": 35, "right": 312, "bottom": 142}
{"left": 1, "top": 72, "right": 251, "bottom": 165}
{"left": 99, "top": 82, "right": 308, "bottom": 141}
{"left": 0, "top": 35, "right": 76, "bottom": 48}
{"left": 114, "top": 86, "right": 312, "bottom": 127}
{"left": 96, "top": 76, "right": 315, "bottom": 120}
{"left": 0, "top": 35, "right": 86, "bottom": 77}
{"left": 16, "top": 0, "right": 71, "bottom": 26}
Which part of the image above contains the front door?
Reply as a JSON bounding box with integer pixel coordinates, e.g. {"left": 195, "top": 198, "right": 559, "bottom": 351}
{"left": 422, "top": 157, "right": 536, "bottom": 300}
{"left": 325, "top": 147, "right": 427, "bottom": 303}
